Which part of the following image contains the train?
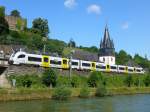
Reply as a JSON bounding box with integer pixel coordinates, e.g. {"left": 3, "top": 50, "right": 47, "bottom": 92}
{"left": 8, "top": 51, "right": 145, "bottom": 74}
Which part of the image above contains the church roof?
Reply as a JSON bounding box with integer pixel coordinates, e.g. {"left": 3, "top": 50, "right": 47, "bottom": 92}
{"left": 100, "top": 25, "right": 114, "bottom": 49}
{"left": 99, "top": 25, "right": 115, "bottom": 56}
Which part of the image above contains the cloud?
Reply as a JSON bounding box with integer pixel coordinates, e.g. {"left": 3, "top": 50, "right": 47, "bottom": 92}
{"left": 122, "top": 22, "right": 129, "bottom": 30}
{"left": 64, "top": 0, "right": 77, "bottom": 9}
{"left": 87, "top": 4, "right": 101, "bottom": 15}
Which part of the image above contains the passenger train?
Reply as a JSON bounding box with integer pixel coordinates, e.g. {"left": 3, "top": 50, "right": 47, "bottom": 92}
{"left": 9, "top": 51, "right": 144, "bottom": 74}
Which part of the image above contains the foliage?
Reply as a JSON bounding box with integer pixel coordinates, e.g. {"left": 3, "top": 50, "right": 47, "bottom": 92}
{"left": 124, "top": 75, "right": 134, "bottom": 87}
{"left": 32, "top": 17, "right": 49, "bottom": 37}
{"left": 79, "top": 87, "right": 90, "bottom": 98}
{"left": 96, "top": 84, "right": 107, "bottom": 97}
{"left": 68, "top": 38, "right": 76, "bottom": 48}
{"left": 10, "top": 10, "right": 20, "bottom": 17}
{"left": 143, "top": 75, "right": 150, "bottom": 87}
{"left": 79, "top": 45, "right": 99, "bottom": 53}
{"left": 116, "top": 50, "right": 132, "bottom": 65}
{"left": 0, "top": 17, "right": 9, "bottom": 35}
{"left": 52, "top": 87, "right": 72, "bottom": 100}
{"left": 71, "top": 75, "right": 80, "bottom": 88}
{"left": 56, "top": 76, "right": 71, "bottom": 87}
{"left": 8, "top": 74, "right": 41, "bottom": 88}
{"left": 88, "top": 71, "right": 103, "bottom": 87}
{"left": 0, "top": 6, "right": 5, "bottom": 17}
{"left": 42, "top": 69, "right": 57, "bottom": 87}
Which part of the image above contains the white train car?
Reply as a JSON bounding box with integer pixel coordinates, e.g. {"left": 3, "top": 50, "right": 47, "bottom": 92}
{"left": 110, "top": 65, "right": 118, "bottom": 72}
{"left": 95, "top": 62, "right": 106, "bottom": 72}
{"left": 118, "top": 65, "right": 128, "bottom": 73}
{"left": 71, "top": 59, "right": 80, "bottom": 70}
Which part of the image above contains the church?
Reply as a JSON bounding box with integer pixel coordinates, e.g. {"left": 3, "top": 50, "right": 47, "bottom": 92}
{"left": 98, "top": 25, "right": 116, "bottom": 65}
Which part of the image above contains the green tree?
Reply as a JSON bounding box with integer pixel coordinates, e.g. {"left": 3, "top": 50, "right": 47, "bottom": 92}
{"left": 124, "top": 75, "right": 133, "bottom": 87}
{"left": 42, "top": 69, "right": 57, "bottom": 87}
{"left": 32, "top": 18, "right": 49, "bottom": 37}
{"left": 10, "top": 10, "right": 20, "bottom": 17}
{"left": 144, "top": 75, "right": 150, "bottom": 87}
{"left": 68, "top": 38, "right": 76, "bottom": 48}
{"left": 0, "top": 6, "right": 5, "bottom": 17}
{"left": 88, "top": 71, "right": 103, "bottom": 87}
{"left": 116, "top": 50, "right": 132, "bottom": 65}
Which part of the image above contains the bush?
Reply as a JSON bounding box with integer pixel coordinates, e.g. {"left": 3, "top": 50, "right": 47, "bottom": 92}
{"left": 56, "top": 76, "right": 71, "bottom": 87}
{"left": 71, "top": 75, "right": 80, "bottom": 88}
{"left": 52, "top": 87, "right": 72, "bottom": 100}
{"left": 96, "top": 84, "right": 107, "bottom": 97}
{"left": 42, "top": 69, "right": 57, "bottom": 87}
{"left": 124, "top": 75, "right": 133, "bottom": 87}
{"left": 88, "top": 71, "right": 103, "bottom": 87}
{"left": 79, "top": 87, "right": 90, "bottom": 98}
{"left": 144, "top": 75, "right": 150, "bottom": 87}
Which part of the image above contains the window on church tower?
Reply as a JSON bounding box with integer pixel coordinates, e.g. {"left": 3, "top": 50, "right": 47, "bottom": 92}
{"left": 111, "top": 58, "right": 113, "bottom": 62}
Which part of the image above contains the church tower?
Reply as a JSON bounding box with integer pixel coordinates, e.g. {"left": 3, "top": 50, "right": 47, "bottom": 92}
{"left": 98, "top": 25, "right": 115, "bottom": 65}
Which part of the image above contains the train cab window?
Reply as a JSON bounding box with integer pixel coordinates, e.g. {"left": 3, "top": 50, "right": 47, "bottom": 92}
{"left": 28, "top": 57, "right": 42, "bottom": 62}
{"left": 18, "top": 54, "right": 25, "bottom": 58}
{"left": 63, "top": 60, "right": 67, "bottom": 64}
{"left": 44, "top": 57, "right": 48, "bottom": 62}
{"left": 82, "top": 63, "right": 90, "bottom": 67}
{"left": 92, "top": 63, "right": 95, "bottom": 67}
{"left": 72, "top": 62, "right": 78, "bottom": 66}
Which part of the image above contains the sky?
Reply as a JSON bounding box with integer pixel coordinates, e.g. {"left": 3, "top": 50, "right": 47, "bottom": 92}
{"left": 0, "top": 0, "right": 150, "bottom": 59}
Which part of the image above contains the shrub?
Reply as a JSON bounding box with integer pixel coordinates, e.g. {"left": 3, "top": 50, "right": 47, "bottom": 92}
{"left": 88, "top": 71, "right": 103, "bottom": 87}
{"left": 124, "top": 75, "right": 133, "bottom": 87}
{"left": 42, "top": 69, "right": 57, "bottom": 87}
{"left": 52, "top": 87, "right": 72, "bottom": 100}
{"left": 56, "top": 76, "right": 71, "bottom": 87}
{"left": 79, "top": 87, "right": 90, "bottom": 98}
{"left": 96, "top": 84, "right": 107, "bottom": 97}
{"left": 71, "top": 75, "right": 80, "bottom": 88}
{"left": 144, "top": 75, "right": 150, "bottom": 87}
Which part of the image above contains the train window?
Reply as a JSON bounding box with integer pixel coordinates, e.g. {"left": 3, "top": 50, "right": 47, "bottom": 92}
{"left": 50, "top": 60, "right": 61, "bottom": 65}
{"left": 119, "top": 67, "right": 125, "bottom": 70}
{"left": 92, "top": 63, "right": 95, "bottom": 67}
{"left": 72, "top": 62, "right": 78, "bottom": 66}
{"left": 44, "top": 57, "right": 48, "bottom": 62}
{"left": 136, "top": 69, "right": 141, "bottom": 72}
{"left": 96, "top": 65, "right": 106, "bottom": 69}
{"left": 18, "top": 54, "right": 25, "bottom": 58}
{"left": 111, "top": 66, "right": 117, "bottom": 69}
{"left": 63, "top": 60, "right": 67, "bottom": 64}
{"left": 128, "top": 69, "right": 133, "bottom": 72}
{"left": 28, "top": 57, "right": 41, "bottom": 62}
{"left": 82, "top": 63, "right": 90, "bottom": 67}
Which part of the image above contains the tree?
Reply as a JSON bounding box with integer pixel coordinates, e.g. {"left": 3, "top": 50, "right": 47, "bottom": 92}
{"left": 0, "top": 18, "right": 9, "bottom": 35}
{"left": 10, "top": 10, "right": 20, "bottom": 17}
{"left": 0, "top": 6, "right": 5, "bottom": 17}
{"left": 42, "top": 69, "right": 57, "bottom": 87}
{"left": 124, "top": 75, "right": 133, "bottom": 87}
{"left": 32, "top": 18, "right": 49, "bottom": 37}
{"left": 116, "top": 50, "right": 132, "bottom": 65}
{"left": 68, "top": 38, "right": 76, "bottom": 48}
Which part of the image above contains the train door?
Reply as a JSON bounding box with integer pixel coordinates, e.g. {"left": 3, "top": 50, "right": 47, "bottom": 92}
{"left": 125, "top": 66, "right": 128, "bottom": 73}
{"left": 62, "top": 58, "right": 69, "bottom": 69}
{"left": 91, "top": 62, "right": 96, "bottom": 71}
{"left": 42, "top": 56, "right": 50, "bottom": 67}
{"left": 106, "top": 64, "right": 110, "bottom": 72}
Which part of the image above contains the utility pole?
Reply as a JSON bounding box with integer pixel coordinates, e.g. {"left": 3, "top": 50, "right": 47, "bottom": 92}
{"left": 69, "top": 50, "right": 75, "bottom": 79}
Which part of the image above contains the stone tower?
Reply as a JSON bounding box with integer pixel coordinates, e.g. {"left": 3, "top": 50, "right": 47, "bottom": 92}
{"left": 98, "top": 25, "right": 115, "bottom": 65}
